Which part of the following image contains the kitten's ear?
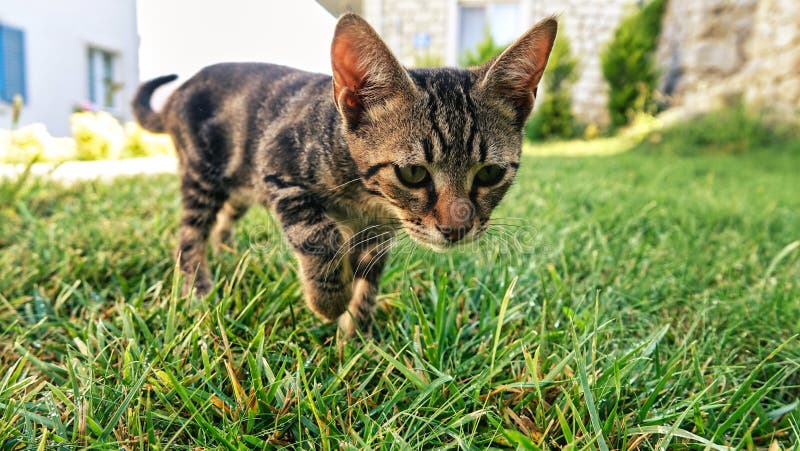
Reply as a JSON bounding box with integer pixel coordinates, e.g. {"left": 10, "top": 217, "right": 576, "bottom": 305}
{"left": 478, "top": 17, "right": 557, "bottom": 125}
{"left": 331, "top": 13, "right": 414, "bottom": 129}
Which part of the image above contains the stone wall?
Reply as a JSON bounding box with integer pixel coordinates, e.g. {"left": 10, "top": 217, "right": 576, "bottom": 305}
{"left": 657, "top": 0, "right": 800, "bottom": 116}
{"left": 362, "top": 0, "right": 451, "bottom": 67}
{"left": 538, "top": 0, "right": 800, "bottom": 124}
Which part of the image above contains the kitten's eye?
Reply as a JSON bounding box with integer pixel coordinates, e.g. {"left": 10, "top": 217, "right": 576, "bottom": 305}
{"left": 475, "top": 165, "right": 506, "bottom": 187}
{"left": 395, "top": 165, "right": 430, "bottom": 187}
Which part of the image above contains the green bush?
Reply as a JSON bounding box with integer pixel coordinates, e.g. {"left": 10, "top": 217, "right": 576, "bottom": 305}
{"left": 1, "top": 112, "right": 174, "bottom": 164}
{"left": 412, "top": 52, "right": 444, "bottom": 68}
{"left": 122, "top": 121, "right": 174, "bottom": 158}
{"left": 459, "top": 30, "right": 581, "bottom": 141}
{"left": 601, "top": 0, "right": 666, "bottom": 128}
{"left": 526, "top": 35, "right": 580, "bottom": 141}
{"left": 460, "top": 29, "right": 506, "bottom": 67}
{"left": 70, "top": 111, "right": 174, "bottom": 161}
{"left": 2, "top": 124, "right": 47, "bottom": 162}
{"left": 0, "top": 124, "right": 75, "bottom": 164}
{"left": 71, "top": 111, "right": 125, "bottom": 160}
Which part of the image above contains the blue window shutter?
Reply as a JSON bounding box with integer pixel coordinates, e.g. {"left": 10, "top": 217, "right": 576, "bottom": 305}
{"left": 0, "top": 24, "right": 27, "bottom": 104}
{"left": 0, "top": 26, "right": 5, "bottom": 101}
{"left": 88, "top": 48, "right": 96, "bottom": 104}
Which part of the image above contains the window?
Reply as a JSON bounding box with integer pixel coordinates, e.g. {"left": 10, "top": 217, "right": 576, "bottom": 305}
{"left": 0, "top": 24, "right": 27, "bottom": 104}
{"left": 457, "top": 2, "right": 522, "bottom": 59}
{"left": 459, "top": 7, "right": 486, "bottom": 58}
{"left": 88, "top": 47, "right": 119, "bottom": 108}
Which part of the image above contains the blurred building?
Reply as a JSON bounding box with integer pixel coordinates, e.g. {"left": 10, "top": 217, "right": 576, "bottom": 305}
{"left": 0, "top": 0, "right": 139, "bottom": 136}
{"left": 317, "top": 0, "right": 632, "bottom": 126}
{"left": 137, "top": 0, "right": 336, "bottom": 95}
{"left": 318, "top": 0, "right": 800, "bottom": 126}
{"left": 657, "top": 0, "right": 800, "bottom": 118}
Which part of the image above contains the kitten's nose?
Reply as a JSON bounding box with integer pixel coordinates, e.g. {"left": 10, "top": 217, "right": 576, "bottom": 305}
{"left": 435, "top": 223, "right": 472, "bottom": 243}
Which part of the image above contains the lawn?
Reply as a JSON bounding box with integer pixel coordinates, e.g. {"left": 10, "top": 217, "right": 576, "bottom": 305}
{"left": 1, "top": 119, "right": 799, "bottom": 448}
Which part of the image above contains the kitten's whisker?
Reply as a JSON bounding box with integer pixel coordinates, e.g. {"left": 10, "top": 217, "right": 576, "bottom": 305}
{"left": 335, "top": 216, "right": 402, "bottom": 225}
{"left": 353, "top": 235, "right": 393, "bottom": 280}
{"left": 486, "top": 224, "right": 532, "bottom": 237}
{"left": 355, "top": 240, "right": 391, "bottom": 279}
{"left": 488, "top": 222, "right": 530, "bottom": 230}
{"left": 488, "top": 224, "right": 535, "bottom": 237}
{"left": 321, "top": 232, "right": 388, "bottom": 279}
{"left": 487, "top": 225, "right": 527, "bottom": 232}
{"left": 331, "top": 222, "right": 400, "bottom": 270}
{"left": 399, "top": 242, "right": 420, "bottom": 287}
{"left": 490, "top": 217, "right": 529, "bottom": 222}
{"left": 388, "top": 240, "right": 415, "bottom": 275}
{"left": 328, "top": 177, "right": 362, "bottom": 191}
{"left": 360, "top": 236, "right": 396, "bottom": 279}
{"left": 486, "top": 226, "right": 519, "bottom": 237}
{"left": 483, "top": 228, "right": 527, "bottom": 253}
{"left": 322, "top": 228, "right": 395, "bottom": 279}
{"left": 484, "top": 232, "right": 516, "bottom": 244}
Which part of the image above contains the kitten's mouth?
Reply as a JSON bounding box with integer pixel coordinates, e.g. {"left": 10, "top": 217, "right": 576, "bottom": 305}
{"left": 398, "top": 216, "right": 487, "bottom": 251}
{"left": 403, "top": 229, "right": 482, "bottom": 252}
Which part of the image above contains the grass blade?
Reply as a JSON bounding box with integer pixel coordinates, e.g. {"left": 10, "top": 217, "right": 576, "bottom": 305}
{"left": 491, "top": 277, "right": 517, "bottom": 374}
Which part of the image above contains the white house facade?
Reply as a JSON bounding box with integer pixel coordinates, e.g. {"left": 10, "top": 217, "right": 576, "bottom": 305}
{"left": 0, "top": 0, "right": 139, "bottom": 136}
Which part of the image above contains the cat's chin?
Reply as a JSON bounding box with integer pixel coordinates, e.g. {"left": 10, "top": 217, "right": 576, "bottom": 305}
{"left": 424, "top": 242, "right": 452, "bottom": 253}
{"left": 406, "top": 234, "right": 479, "bottom": 253}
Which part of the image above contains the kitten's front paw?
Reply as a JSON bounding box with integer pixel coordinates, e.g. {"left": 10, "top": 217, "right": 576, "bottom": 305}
{"left": 182, "top": 273, "right": 213, "bottom": 298}
{"left": 211, "top": 228, "right": 235, "bottom": 254}
{"left": 337, "top": 312, "right": 371, "bottom": 339}
{"left": 337, "top": 313, "right": 357, "bottom": 338}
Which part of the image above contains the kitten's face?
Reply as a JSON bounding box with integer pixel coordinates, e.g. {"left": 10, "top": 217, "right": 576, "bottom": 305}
{"left": 331, "top": 14, "right": 556, "bottom": 250}
{"left": 348, "top": 70, "right": 523, "bottom": 250}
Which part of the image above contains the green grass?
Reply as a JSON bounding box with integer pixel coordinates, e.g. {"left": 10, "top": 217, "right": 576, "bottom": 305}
{"left": 1, "top": 126, "right": 799, "bottom": 448}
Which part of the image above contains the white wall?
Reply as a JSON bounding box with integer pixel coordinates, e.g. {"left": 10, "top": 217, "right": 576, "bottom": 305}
{"left": 137, "top": 0, "right": 336, "bottom": 109}
{"left": 0, "top": 0, "right": 139, "bottom": 136}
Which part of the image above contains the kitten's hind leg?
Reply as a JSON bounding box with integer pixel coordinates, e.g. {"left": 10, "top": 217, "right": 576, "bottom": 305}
{"left": 212, "top": 197, "right": 250, "bottom": 252}
{"left": 269, "top": 185, "right": 351, "bottom": 322}
{"left": 338, "top": 226, "right": 394, "bottom": 337}
{"left": 178, "top": 170, "right": 227, "bottom": 296}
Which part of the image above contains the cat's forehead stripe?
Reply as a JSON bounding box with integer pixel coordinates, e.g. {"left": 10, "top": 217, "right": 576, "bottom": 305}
{"left": 426, "top": 98, "right": 447, "bottom": 161}
{"left": 422, "top": 138, "right": 434, "bottom": 163}
{"left": 410, "top": 68, "right": 481, "bottom": 165}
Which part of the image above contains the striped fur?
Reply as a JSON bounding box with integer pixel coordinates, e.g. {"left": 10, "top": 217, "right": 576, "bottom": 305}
{"left": 133, "top": 14, "right": 556, "bottom": 336}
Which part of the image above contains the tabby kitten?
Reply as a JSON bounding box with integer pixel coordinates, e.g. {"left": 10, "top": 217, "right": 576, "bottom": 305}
{"left": 133, "top": 13, "right": 557, "bottom": 336}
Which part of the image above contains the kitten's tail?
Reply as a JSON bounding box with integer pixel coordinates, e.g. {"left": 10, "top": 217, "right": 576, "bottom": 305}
{"left": 132, "top": 74, "right": 178, "bottom": 133}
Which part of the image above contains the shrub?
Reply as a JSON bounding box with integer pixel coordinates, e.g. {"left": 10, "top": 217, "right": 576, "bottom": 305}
{"left": 459, "top": 29, "right": 581, "bottom": 141}
{"left": 4, "top": 124, "right": 47, "bottom": 161}
{"left": 601, "top": 0, "right": 666, "bottom": 128}
{"left": 72, "top": 112, "right": 174, "bottom": 160}
{"left": 460, "top": 29, "right": 506, "bottom": 67}
{"left": 0, "top": 124, "right": 75, "bottom": 164}
{"left": 1, "top": 112, "right": 175, "bottom": 163}
{"left": 526, "top": 35, "right": 580, "bottom": 141}
{"left": 122, "top": 121, "right": 174, "bottom": 158}
{"left": 71, "top": 111, "right": 126, "bottom": 160}
{"left": 413, "top": 52, "right": 444, "bottom": 68}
